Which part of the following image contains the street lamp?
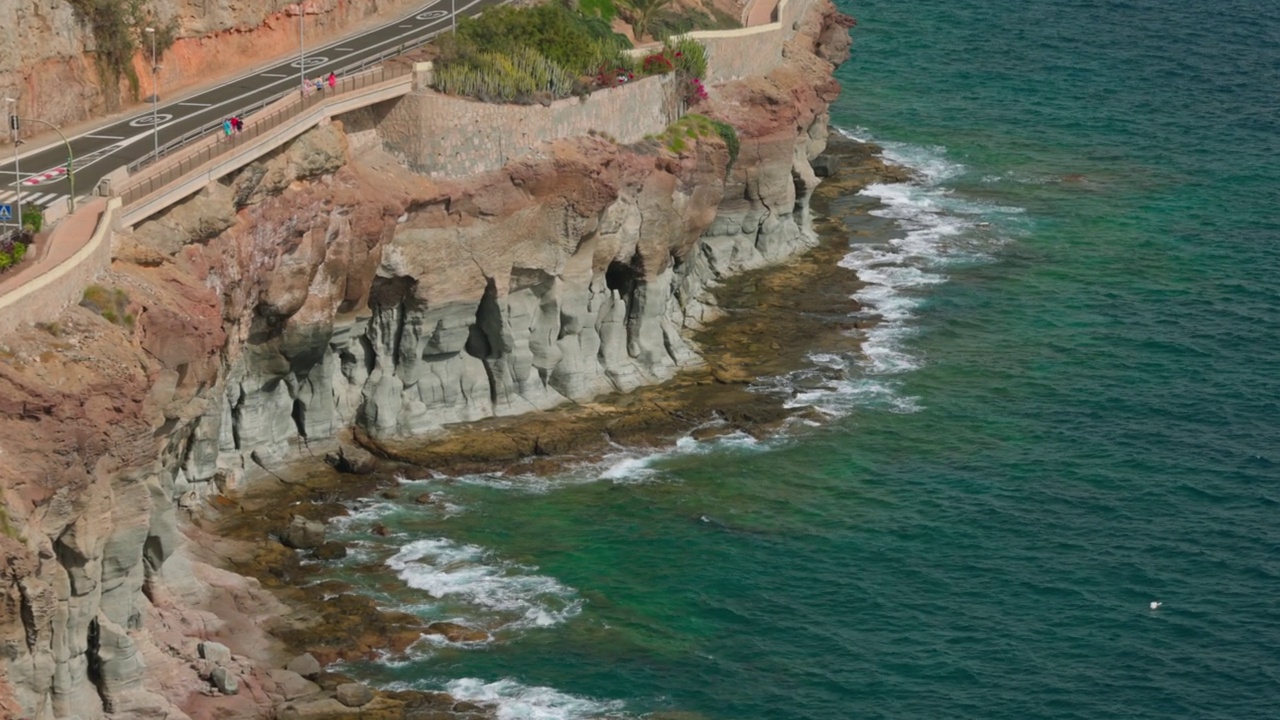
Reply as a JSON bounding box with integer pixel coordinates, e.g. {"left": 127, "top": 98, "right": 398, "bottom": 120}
{"left": 145, "top": 27, "right": 159, "bottom": 160}
{"left": 4, "top": 98, "right": 21, "bottom": 234}
{"left": 299, "top": 2, "right": 306, "bottom": 92}
{"left": 452, "top": 0, "right": 456, "bottom": 32}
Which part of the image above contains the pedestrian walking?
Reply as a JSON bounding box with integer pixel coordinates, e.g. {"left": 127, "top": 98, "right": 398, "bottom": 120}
{"left": 232, "top": 116, "right": 243, "bottom": 133}
{"left": 327, "top": 72, "right": 337, "bottom": 91}
{"left": 223, "top": 118, "right": 233, "bottom": 137}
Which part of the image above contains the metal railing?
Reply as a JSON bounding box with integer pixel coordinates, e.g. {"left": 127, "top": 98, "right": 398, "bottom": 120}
{"left": 117, "top": 62, "right": 412, "bottom": 208}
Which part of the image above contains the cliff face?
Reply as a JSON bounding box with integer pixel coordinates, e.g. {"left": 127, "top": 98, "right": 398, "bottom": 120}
{"left": 3, "top": 0, "right": 421, "bottom": 128}
{"left": 0, "top": 2, "right": 852, "bottom": 718}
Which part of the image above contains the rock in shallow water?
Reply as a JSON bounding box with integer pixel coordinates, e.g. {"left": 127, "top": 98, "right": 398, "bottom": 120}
{"left": 335, "top": 682, "right": 374, "bottom": 707}
{"left": 281, "top": 516, "right": 326, "bottom": 549}
{"left": 425, "top": 621, "right": 491, "bottom": 643}
{"left": 311, "top": 541, "right": 348, "bottom": 560}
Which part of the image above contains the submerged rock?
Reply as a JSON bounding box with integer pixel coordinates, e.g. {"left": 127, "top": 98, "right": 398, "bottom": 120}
{"left": 311, "top": 541, "right": 348, "bottom": 560}
{"left": 425, "top": 621, "right": 491, "bottom": 643}
{"left": 281, "top": 516, "right": 327, "bottom": 549}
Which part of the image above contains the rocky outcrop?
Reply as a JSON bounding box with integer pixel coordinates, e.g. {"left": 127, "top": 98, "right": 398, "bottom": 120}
{"left": 0, "top": 1, "right": 853, "bottom": 717}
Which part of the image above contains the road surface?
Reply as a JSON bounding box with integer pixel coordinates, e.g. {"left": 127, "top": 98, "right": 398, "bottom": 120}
{"left": 0, "top": 0, "right": 500, "bottom": 223}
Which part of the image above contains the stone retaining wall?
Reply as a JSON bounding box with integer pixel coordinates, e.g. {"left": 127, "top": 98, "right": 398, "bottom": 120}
{"left": 0, "top": 197, "right": 117, "bottom": 336}
{"left": 378, "top": 73, "right": 681, "bottom": 178}
{"left": 381, "top": 0, "right": 815, "bottom": 177}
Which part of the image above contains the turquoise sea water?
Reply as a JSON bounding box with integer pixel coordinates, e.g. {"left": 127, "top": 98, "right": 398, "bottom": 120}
{"left": 325, "top": 1, "right": 1280, "bottom": 717}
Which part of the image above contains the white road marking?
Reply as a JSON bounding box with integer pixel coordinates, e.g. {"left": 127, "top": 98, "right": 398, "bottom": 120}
{"left": 178, "top": 102, "right": 212, "bottom": 107}
{"left": 84, "top": 134, "right": 125, "bottom": 140}
{"left": 3, "top": 0, "right": 484, "bottom": 176}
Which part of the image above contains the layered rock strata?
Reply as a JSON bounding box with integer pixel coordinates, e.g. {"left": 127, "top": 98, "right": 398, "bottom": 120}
{"left": 0, "top": 1, "right": 853, "bottom": 717}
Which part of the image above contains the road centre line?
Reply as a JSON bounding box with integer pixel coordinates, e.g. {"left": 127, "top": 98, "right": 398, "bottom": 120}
{"left": 4, "top": 0, "right": 484, "bottom": 172}
{"left": 84, "top": 134, "right": 124, "bottom": 140}
{"left": 178, "top": 101, "right": 212, "bottom": 107}
{"left": 145, "top": 0, "right": 482, "bottom": 136}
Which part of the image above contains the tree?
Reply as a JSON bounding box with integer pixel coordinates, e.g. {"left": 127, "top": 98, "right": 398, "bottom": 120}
{"left": 619, "top": 0, "right": 674, "bottom": 41}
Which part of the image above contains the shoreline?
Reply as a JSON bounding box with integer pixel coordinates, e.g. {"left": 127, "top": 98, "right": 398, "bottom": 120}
{"left": 191, "top": 133, "right": 912, "bottom": 718}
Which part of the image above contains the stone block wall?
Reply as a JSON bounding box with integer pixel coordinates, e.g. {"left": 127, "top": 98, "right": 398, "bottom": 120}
{"left": 0, "top": 197, "right": 116, "bottom": 337}
{"left": 379, "top": 73, "right": 681, "bottom": 178}
{"left": 380, "top": 0, "right": 816, "bottom": 178}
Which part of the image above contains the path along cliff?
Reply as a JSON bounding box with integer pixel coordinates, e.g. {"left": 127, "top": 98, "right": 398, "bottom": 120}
{"left": 0, "top": 2, "right": 854, "bottom": 717}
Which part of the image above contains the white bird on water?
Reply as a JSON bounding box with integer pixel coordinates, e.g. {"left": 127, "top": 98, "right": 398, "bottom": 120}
{"left": 1150, "top": 601, "right": 1162, "bottom": 610}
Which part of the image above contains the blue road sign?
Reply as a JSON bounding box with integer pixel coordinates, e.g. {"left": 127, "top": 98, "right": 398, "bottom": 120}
{"left": 0, "top": 204, "right": 12, "bottom": 222}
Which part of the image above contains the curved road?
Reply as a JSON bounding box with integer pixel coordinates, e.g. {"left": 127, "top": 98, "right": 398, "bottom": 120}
{"left": 0, "top": 0, "right": 499, "bottom": 220}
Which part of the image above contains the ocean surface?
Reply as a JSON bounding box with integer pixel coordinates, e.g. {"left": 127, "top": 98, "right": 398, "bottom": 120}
{"left": 321, "top": 1, "right": 1280, "bottom": 717}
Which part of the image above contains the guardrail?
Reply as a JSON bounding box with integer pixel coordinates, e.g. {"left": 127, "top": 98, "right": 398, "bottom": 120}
{"left": 117, "top": 63, "right": 411, "bottom": 209}
{"left": 125, "top": 35, "right": 435, "bottom": 176}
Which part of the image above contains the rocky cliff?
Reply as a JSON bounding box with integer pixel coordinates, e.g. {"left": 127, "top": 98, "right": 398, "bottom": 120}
{"left": 0, "top": 2, "right": 852, "bottom": 717}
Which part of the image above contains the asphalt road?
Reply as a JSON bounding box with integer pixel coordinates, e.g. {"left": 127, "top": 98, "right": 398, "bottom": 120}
{"left": 0, "top": 0, "right": 500, "bottom": 225}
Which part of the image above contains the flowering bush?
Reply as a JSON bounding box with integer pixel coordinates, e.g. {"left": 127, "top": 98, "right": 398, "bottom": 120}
{"left": 642, "top": 53, "right": 674, "bottom": 74}
{"left": 0, "top": 234, "right": 28, "bottom": 273}
{"left": 594, "top": 65, "right": 636, "bottom": 88}
{"left": 686, "top": 77, "right": 709, "bottom": 102}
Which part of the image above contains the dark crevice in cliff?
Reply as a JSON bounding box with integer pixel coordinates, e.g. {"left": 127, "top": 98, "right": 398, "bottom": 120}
{"left": 86, "top": 618, "right": 107, "bottom": 710}
{"left": 229, "top": 395, "right": 243, "bottom": 451}
{"left": 292, "top": 398, "right": 309, "bottom": 440}
{"left": 17, "top": 582, "right": 38, "bottom": 652}
{"left": 466, "top": 279, "right": 503, "bottom": 408}
{"left": 607, "top": 253, "right": 645, "bottom": 357}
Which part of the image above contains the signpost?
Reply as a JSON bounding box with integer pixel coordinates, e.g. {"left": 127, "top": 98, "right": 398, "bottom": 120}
{"left": 0, "top": 204, "right": 12, "bottom": 224}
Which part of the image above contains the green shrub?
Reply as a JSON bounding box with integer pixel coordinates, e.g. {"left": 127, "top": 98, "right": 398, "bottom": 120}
{"left": 667, "top": 36, "right": 708, "bottom": 81}
{"left": 708, "top": 117, "right": 740, "bottom": 172}
{"left": 432, "top": 3, "right": 633, "bottom": 103}
{"left": 66, "top": 0, "right": 178, "bottom": 107}
{"left": 21, "top": 207, "right": 42, "bottom": 234}
{"left": 654, "top": 114, "right": 739, "bottom": 174}
{"left": 81, "top": 284, "right": 134, "bottom": 326}
{"left": 578, "top": 0, "right": 618, "bottom": 22}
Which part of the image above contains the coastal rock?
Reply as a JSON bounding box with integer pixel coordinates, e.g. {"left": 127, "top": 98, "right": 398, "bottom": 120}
{"left": 268, "top": 668, "right": 322, "bottom": 700}
{"left": 0, "top": 1, "right": 854, "bottom": 716}
{"left": 335, "top": 681, "right": 374, "bottom": 707}
{"left": 199, "top": 640, "right": 233, "bottom": 665}
{"left": 280, "top": 517, "right": 327, "bottom": 550}
{"left": 323, "top": 443, "right": 378, "bottom": 475}
{"left": 311, "top": 542, "right": 348, "bottom": 561}
{"left": 287, "top": 653, "right": 323, "bottom": 679}
{"left": 211, "top": 666, "right": 239, "bottom": 695}
{"left": 424, "top": 621, "right": 491, "bottom": 643}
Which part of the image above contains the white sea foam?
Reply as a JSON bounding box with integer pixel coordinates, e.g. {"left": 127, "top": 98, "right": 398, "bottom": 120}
{"left": 771, "top": 127, "right": 1027, "bottom": 418}
{"left": 386, "top": 538, "right": 581, "bottom": 631}
{"left": 448, "top": 432, "right": 763, "bottom": 490}
{"left": 444, "top": 678, "right": 627, "bottom": 720}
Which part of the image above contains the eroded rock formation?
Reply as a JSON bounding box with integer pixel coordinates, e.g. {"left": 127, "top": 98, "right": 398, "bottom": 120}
{"left": 0, "top": 1, "right": 853, "bottom": 717}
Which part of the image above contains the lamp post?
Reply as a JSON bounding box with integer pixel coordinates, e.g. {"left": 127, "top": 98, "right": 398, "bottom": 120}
{"left": 4, "top": 97, "right": 21, "bottom": 234}
{"left": 18, "top": 118, "right": 75, "bottom": 213}
{"left": 452, "top": 0, "right": 456, "bottom": 33}
{"left": 299, "top": 2, "right": 306, "bottom": 92}
{"left": 145, "top": 27, "right": 159, "bottom": 160}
